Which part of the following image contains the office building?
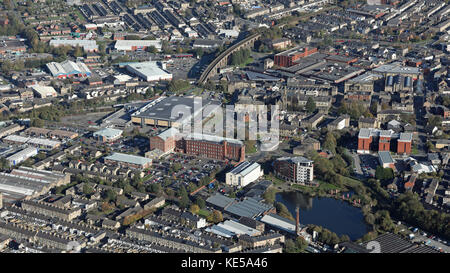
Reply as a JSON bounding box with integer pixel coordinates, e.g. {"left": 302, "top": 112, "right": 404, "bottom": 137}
{"left": 93, "top": 128, "right": 123, "bottom": 142}
{"left": 225, "top": 161, "right": 263, "bottom": 188}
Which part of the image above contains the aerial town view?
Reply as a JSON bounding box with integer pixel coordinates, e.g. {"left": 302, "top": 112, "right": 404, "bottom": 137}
{"left": 0, "top": 0, "right": 449, "bottom": 260}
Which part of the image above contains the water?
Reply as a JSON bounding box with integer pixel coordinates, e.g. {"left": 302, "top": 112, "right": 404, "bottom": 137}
{"left": 275, "top": 191, "right": 370, "bottom": 241}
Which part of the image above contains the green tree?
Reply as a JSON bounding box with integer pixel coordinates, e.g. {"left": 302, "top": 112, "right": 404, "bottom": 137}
{"left": 178, "top": 185, "right": 190, "bottom": 209}
{"left": 305, "top": 97, "right": 316, "bottom": 113}
{"left": 190, "top": 204, "right": 200, "bottom": 215}
{"left": 196, "top": 197, "right": 206, "bottom": 209}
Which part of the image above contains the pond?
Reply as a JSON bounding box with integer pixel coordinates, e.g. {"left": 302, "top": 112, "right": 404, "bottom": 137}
{"left": 275, "top": 191, "right": 370, "bottom": 241}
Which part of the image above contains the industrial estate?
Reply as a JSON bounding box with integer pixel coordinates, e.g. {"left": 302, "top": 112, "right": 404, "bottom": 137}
{"left": 0, "top": 0, "right": 448, "bottom": 256}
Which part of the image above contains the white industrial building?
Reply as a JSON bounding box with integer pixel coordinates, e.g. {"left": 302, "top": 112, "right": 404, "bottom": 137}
{"left": 30, "top": 85, "right": 58, "bottom": 98}
{"left": 2, "top": 135, "right": 61, "bottom": 150}
{"left": 125, "top": 61, "right": 172, "bottom": 82}
{"left": 46, "top": 60, "right": 91, "bottom": 78}
{"left": 49, "top": 39, "right": 98, "bottom": 52}
{"left": 114, "top": 40, "right": 162, "bottom": 51}
{"left": 205, "top": 220, "right": 262, "bottom": 238}
{"left": 6, "top": 147, "right": 38, "bottom": 166}
{"left": 226, "top": 161, "right": 263, "bottom": 188}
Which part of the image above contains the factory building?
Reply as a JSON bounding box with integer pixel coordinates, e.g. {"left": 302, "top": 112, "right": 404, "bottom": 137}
{"left": 6, "top": 147, "right": 38, "bottom": 166}
{"left": 225, "top": 161, "right": 263, "bottom": 188}
{"left": 114, "top": 39, "right": 162, "bottom": 51}
{"left": 149, "top": 127, "right": 179, "bottom": 153}
{"left": 131, "top": 96, "right": 221, "bottom": 128}
{"left": 0, "top": 167, "right": 70, "bottom": 204}
{"left": 3, "top": 135, "right": 61, "bottom": 150}
{"left": 274, "top": 46, "right": 318, "bottom": 67}
{"left": 175, "top": 133, "right": 245, "bottom": 162}
{"left": 46, "top": 60, "right": 91, "bottom": 78}
{"left": 49, "top": 39, "right": 98, "bottom": 52}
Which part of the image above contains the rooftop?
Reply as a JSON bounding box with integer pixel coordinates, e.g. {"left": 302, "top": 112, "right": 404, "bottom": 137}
{"left": 104, "top": 152, "right": 152, "bottom": 166}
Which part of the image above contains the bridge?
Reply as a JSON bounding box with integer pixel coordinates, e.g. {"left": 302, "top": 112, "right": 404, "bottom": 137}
{"left": 197, "top": 32, "right": 261, "bottom": 85}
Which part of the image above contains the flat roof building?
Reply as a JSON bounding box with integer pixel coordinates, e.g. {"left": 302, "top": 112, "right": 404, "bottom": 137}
{"left": 131, "top": 96, "right": 221, "bottom": 128}
{"left": 125, "top": 61, "right": 172, "bottom": 82}
{"left": 114, "top": 39, "right": 162, "bottom": 51}
{"left": 104, "top": 152, "right": 152, "bottom": 169}
{"left": 6, "top": 147, "right": 38, "bottom": 166}
{"left": 49, "top": 39, "right": 98, "bottom": 52}
{"left": 93, "top": 128, "right": 123, "bottom": 143}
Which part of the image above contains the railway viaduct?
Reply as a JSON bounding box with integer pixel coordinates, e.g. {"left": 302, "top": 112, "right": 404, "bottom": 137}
{"left": 197, "top": 32, "right": 262, "bottom": 85}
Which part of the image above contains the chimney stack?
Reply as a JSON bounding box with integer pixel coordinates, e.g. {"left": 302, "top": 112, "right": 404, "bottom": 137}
{"left": 295, "top": 206, "right": 300, "bottom": 235}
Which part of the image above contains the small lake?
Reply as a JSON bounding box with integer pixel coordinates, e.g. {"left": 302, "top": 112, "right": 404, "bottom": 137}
{"left": 275, "top": 191, "right": 370, "bottom": 241}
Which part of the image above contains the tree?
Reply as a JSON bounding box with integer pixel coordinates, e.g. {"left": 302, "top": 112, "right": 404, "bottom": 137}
{"left": 31, "top": 118, "right": 45, "bottom": 127}
{"left": 323, "top": 131, "right": 337, "bottom": 153}
{"left": 146, "top": 45, "right": 157, "bottom": 53}
{"left": 263, "top": 188, "right": 277, "bottom": 204}
{"left": 190, "top": 204, "right": 200, "bottom": 215}
{"left": 211, "top": 210, "right": 223, "bottom": 223}
{"left": 83, "top": 184, "right": 95, "bottom": 195}
{"left": 102, "top": 189, "right": 117, "bottom": 202}
{"left": 196, "top": 197, "right": 206, "bottom": 209}
{"left": 305, "top": 97, "right": 316, "bottom": 113}
{"left": 275, "top": 202, "right": 294, "bottom": 220}
{"left": 72, "top": 46, "right": 83, "bottom": 58}
{"left": 178, "top": 185, "right": 190, "bottom": 209}
{"left": 375, "top": 166, "right": 394, "bottom": 182}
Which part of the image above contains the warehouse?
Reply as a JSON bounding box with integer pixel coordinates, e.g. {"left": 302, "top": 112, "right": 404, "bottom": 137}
{"left": 224, "top": 197, "right": 275, "bottom": 219}
{"left": 206, "top": 220, "right": 262, "bottom": 238}
{"left": 114, "top": 39, "right": 162, "bottom": 51}
{"left": 0, "top": 167, "right": 70, "bottom": 203}
{"left": 104, "top": 152, "right": 152, "bottom": 169}
{"left": 131, "top": 96, "right": 221, "bottom": 128}
{"left": 225, "top": 161, "right": 263, "bottom": 188}
{"left": 125, "top": 61, "right": 172, "bottom": 82}
{"left": 6, "top": 146, "right": 38, "bottom": 166}
{"left": 46, "top": 60, "right": 92, "bottom": 78}
{"left": 2, "top": 135, "right": 61, "bottom": 150}
{"left": 259, "top": 213, "right": 297, "bottom": 234}
{"left": 49, "top": 39, "right": 98, "bottom": 52}
{"left": 30, "top": 85, "right": 58, "bottom": 98}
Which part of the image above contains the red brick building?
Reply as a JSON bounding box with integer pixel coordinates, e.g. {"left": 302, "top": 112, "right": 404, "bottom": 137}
{"left": 357, "top": 128, "right": 373, "bottom": 154}
{"left": 149, "top": 127, "right": 178, "bottom": 153}
{"left": 274, "top": 46, "right": 318, "bottom": 67}
{"left": 176, "top": 134, "right": 245, "bottom": 162}
{"left": 378, "top": 130, "right": 391, "bottom": 152}
{"left": 150, "top": 129, "right": 245, "bottom": 162}
{"left": 358, "top": 129, "right": 412, "bottom": 155}
{"left": 397, "top": 132, "right": 412, "bottom": 154}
